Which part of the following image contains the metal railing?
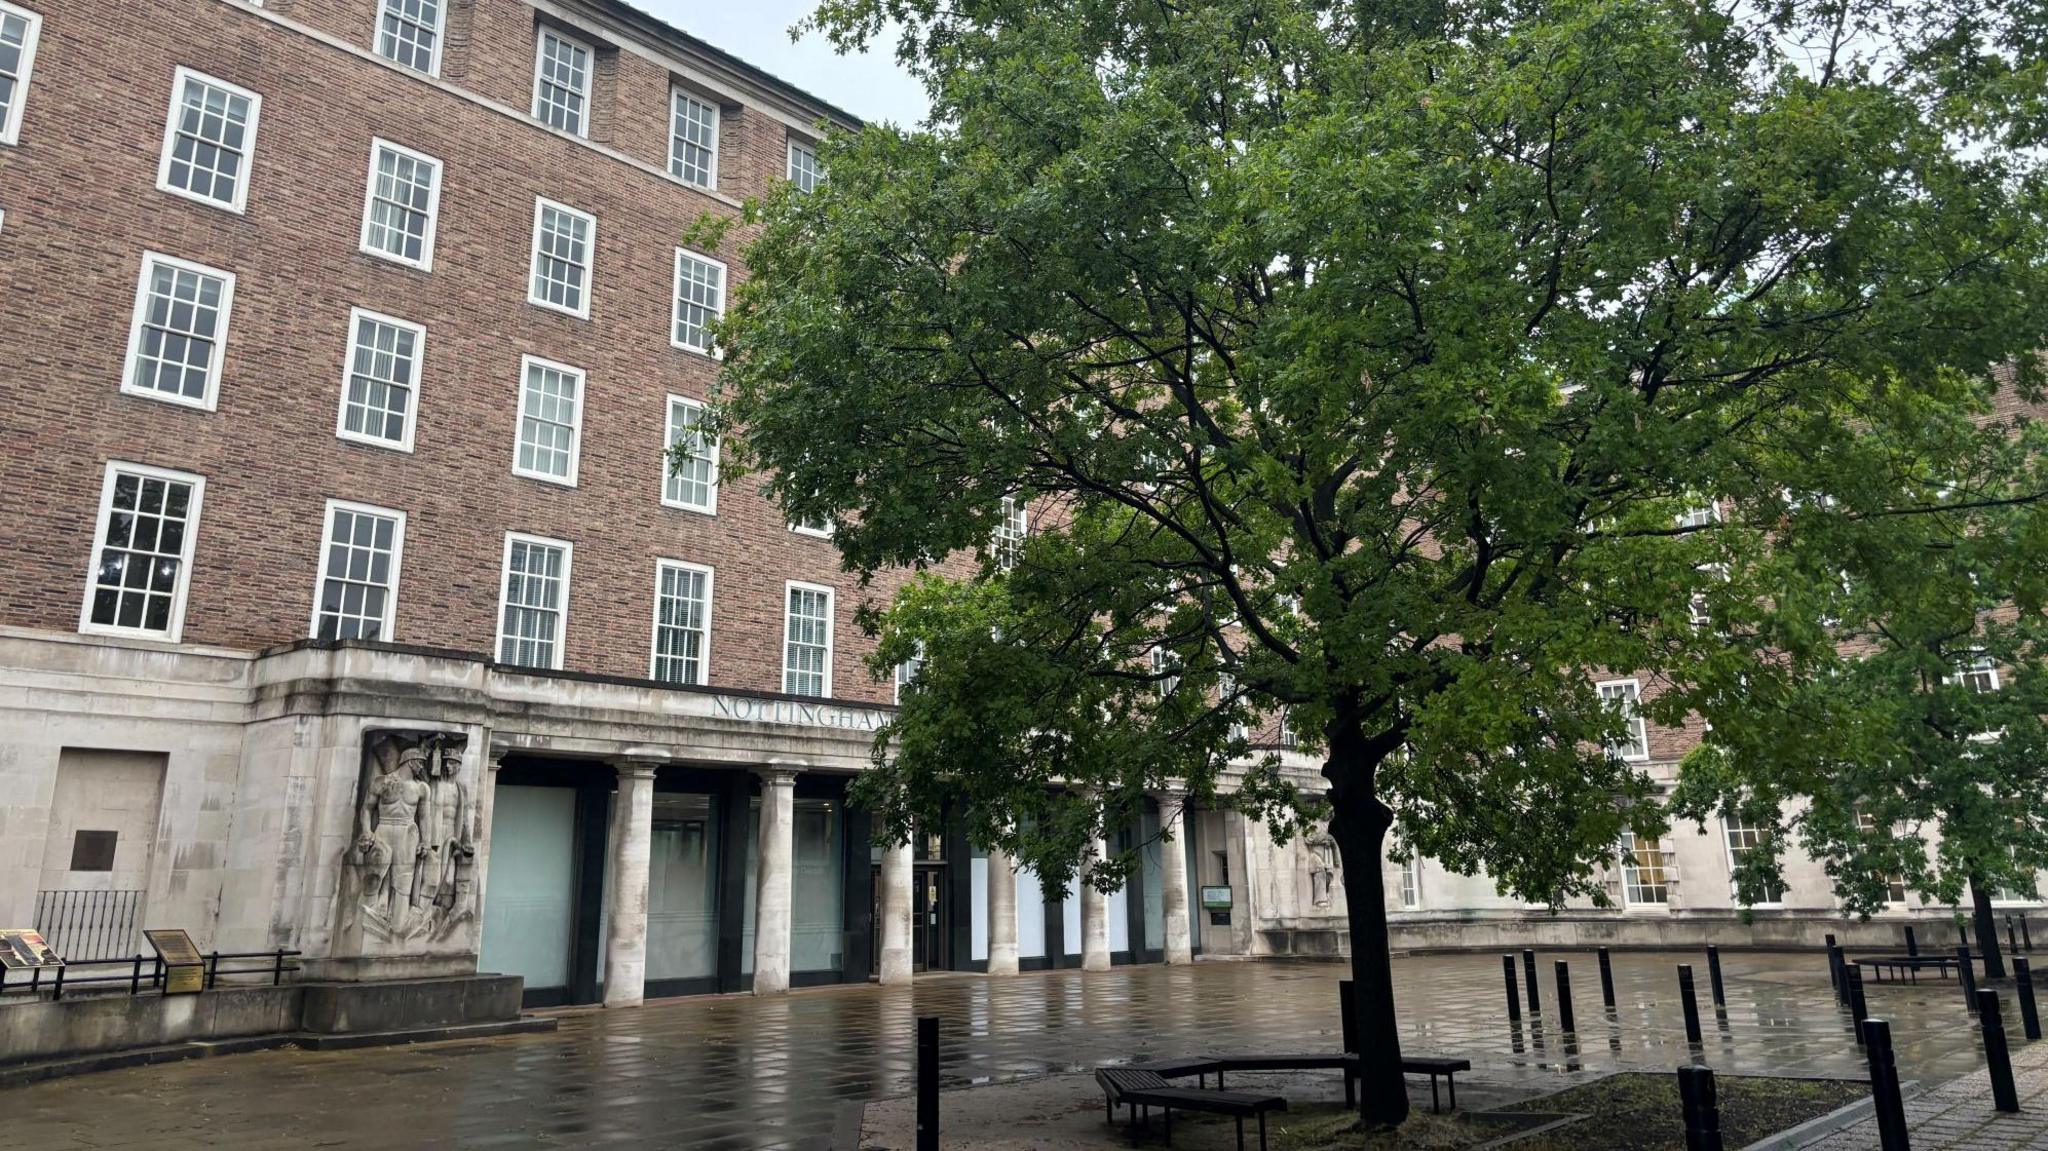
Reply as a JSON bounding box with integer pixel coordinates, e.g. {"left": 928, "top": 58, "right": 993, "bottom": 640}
{"left": 32, "top": 889, "right": 143, "bottom": 962}
{"left": 0, "top": 948, "right": 302, "bottom": 1001}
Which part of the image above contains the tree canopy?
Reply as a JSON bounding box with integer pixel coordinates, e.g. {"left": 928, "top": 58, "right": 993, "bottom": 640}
{"left": 709, "top": 0, "right": 2048, "bottom": 1124}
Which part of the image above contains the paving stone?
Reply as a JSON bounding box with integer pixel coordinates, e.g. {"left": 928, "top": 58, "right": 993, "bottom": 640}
{"left": 0, "top": 951, "right": 2026, "bottom": 1148}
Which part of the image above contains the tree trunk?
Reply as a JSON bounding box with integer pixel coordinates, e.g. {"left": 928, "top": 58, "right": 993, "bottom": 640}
{"left": 1326, "top": 727, "right": 1410, "bottom": 1128}
{"left": 1971, "top": 875, "right": 2007, "bottom": 980}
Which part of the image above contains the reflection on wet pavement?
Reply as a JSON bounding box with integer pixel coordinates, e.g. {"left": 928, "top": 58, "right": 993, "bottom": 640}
{"left": 1, "top": 950, "right": 2008, "bottom": 1149}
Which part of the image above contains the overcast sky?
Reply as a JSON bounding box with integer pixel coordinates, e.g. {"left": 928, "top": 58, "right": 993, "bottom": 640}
{"left": 636, "top": 0, "right": 929, "bottom": 127}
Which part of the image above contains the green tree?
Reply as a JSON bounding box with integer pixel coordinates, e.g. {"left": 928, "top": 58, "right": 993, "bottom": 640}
{"left": 710, "top": 0, "right": 2048, "bottom": 1125}
{"left": 1673, "top": 420, "right": 2048, "bottom": 978}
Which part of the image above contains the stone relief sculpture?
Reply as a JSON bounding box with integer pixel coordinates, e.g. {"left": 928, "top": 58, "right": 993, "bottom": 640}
{"left": 342, "top": 730, "right": 475, "bottom": 944}
{"left": 1307, "top": 833, "right": 1340, "bottom": 907}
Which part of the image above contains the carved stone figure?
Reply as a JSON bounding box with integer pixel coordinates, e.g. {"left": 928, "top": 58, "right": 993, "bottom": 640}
{"left": 1307, "top": 834, "right": 1340, "bottom": 907}
{"left": 342, "top": 730, "right": 472, "bottom": 944}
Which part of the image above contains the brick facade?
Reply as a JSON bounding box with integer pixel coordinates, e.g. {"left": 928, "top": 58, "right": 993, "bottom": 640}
{"left": 0, "top": 0, "right": 933, "bottom": 704}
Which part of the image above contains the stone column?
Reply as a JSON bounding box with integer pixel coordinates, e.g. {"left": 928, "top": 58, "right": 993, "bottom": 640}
{"left": 986, "top": 843, "right": 1020, "bottom": 976}
{"left": 751, "top": 765, "right": 800, "bottom": 995}
{"left": 603, "top": 760, "right": 659, "bottom": 1008}
{"left": 877, "top": 838, "right": 914, "bottom": 984}
{"left": 470, "top": 748, "right": 510, "bottom": 949}
{"left": 1080, "top": 836, "right": 1111, "bottom": 971}
{"left": 1158, "top": 790, "right": 1195, "bottom": 965}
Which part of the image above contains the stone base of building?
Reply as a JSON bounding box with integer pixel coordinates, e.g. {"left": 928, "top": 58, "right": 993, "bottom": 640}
{"left": 0, "top": 974, "right": 541, "bottom": 1070}
{"left": 1391, "top": 910, "right": 1968, "bottom": 953}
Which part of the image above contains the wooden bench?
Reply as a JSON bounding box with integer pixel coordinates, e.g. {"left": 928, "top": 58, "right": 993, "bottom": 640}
{"left": 1401, "top": 1056, "right": 1472, "bottom": 1113}
{"left": 1095, "top": 1067, "right": 1287, "bottom": 1150}
{"left": 1852, "top": 954, "right": 1958, "bottom": 983}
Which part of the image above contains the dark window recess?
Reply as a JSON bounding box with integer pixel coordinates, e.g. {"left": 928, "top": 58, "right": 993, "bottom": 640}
{"left": 70, "top": 830, "right": 118, "bottom": 872}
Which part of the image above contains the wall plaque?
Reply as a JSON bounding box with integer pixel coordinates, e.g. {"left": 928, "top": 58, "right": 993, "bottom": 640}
{"left": 146, "top": 928, "right": 205, "bottom": 994}
{"left": 0, "top": 929, "right": 61, "bottom": 970}
{"left": 1200, "top": 885, "right": 1234, "bottom": 910}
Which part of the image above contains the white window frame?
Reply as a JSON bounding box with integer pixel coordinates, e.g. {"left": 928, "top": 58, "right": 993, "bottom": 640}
{"left": 786, "top": 136, "right": 819, "bottom": 191}
{"left": 373, "top": 0, "right": 446, "bottom": 77}
{"left": 648, "top": 558, "right": 714, "bottom": 686}
{"left": 512, "top": 354, "right": 585, "bottom": 487}
{"left": 670, "top": 248, "right": 726, "bottom": 357}
{"left": 308, "top": 498, "right": 406, "bottom": 642}
{"left": 667, "top": 87, "right": 719, "bottom": 189}
{"left": 334, "top": 307, "right": 425, "bottom": 453}
{"left": 78, "top": 461, "right": 206, "bottom": 643}
{"left": 894, "top": 642, "right": 926, "bottom": 705}
{"left": 121, "top": 251, "right": 237, "bottom": 412}
{"left": 496, "top": 532, "right": 573, "bottom": 671}
{"left": 991, "top": 495, "right": 1028, "bottom": 571}
{"left": 1598, "top": 678, "right": 1650, "bottom": 762}
{"left": 526, "top": 196, "right": 596, "bottom": 319}
{"left": 154, "top": 67, "right": 262, "bottom": 214}
{"left": 1948, "top": 654, "right": 2000, "bottom": 694}
{"left": 358, "top": 137, "right": 443, "bottom": 272}
{"left": 1619, "top": 830, "right": 1670, "bottom": 908}
{"left": 0, "top": 1, "right": 44, "bottom": 147}
{"left": 782, "top": 580, "right": 835, "bottom": 698}
{"left": 789, "top": 517, "right": 833, "bottom": 539}
{"left": 662, "top": 394, "right": 719, "bottom": 514}
{"left": 1398, "top": 854, "right": 1422, "bottom": 910}
{"left": 530, "top": 25, "right": 594, "bottom": 138}
{"left": 1721, "top": 816, "right": 1785, "bottom": 908}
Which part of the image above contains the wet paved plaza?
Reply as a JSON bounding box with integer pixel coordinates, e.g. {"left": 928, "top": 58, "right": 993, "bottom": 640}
{"left": 1, "top": 950, "right": 2017, "bottom": 1149}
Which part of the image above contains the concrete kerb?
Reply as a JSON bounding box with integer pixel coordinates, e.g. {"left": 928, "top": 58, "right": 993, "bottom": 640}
{"left": 1738, "top": 1080, "right": 1919, "bottom": 1151}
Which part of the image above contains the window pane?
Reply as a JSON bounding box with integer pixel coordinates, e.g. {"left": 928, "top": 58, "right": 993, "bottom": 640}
{"left": 129, "top": 257, "right": 229, "bottom": 404}
{"left": 783, "top": 587, "right": 830, "bottom": 696}
{"left": 664, "top": 397, "right": 716, "bottom": 509}
{"left": 88, "top": 470, "right": 197, "bottom": 638}
{"left": 653, "top": 564, "right": 709, "bottom": 685}
{"left": 314, "top": 506, "right": 402, "bottom": 642}
{"left": 342, "top": 313, "right": 421, "bottom": 446}
{"left": 669, "top": 92, "right": 717, "bottom": 186}
{"left": 516, "top": 360, "right": 581, "bottom": 481}
{"left": 534, "top": 31, "right": 589, "bottom": 135}
{"left": 163, "top": 73, "right": 256, "bottom": 208}
{"left": 377, "top": 0, "right": 442, "bottom": 73}
{"left": 673, "top": 252, "right": 724, "bottom": 352}
{"left": 500, "top": 539, "right": 567, "bottom": 668}
{"left": 363, "top": 143, "right": 439, "bottom": 264}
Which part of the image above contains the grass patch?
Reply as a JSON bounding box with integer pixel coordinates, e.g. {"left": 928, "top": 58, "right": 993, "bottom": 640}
{"left": 1275, "top": 1073, "right": 1867, "bottom": 1150}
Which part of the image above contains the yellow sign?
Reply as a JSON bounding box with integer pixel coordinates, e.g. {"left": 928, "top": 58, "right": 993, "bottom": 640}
{"left": 0, "top": 929, "right": 61, "bottom": 970}
{"left": 145, "top": 929, "right": 205, "bottom": 995}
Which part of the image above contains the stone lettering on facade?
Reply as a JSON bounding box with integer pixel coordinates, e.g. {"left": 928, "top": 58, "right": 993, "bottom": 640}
{"left": 709, "top": 694, "right": 884, "bottom": 732}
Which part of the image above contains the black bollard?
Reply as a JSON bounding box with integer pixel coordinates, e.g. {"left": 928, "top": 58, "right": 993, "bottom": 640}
{"left": 1503, "top": 955, "right": 1523, "bottom": 1023}
{"left": 1523, "top": 948, "right": 1542, "bottom": 1014}
{"left": 2024, "top": 916, "right": 2034, "bottom": 952}
{"left": 1677, "top": 1065, "right": 1725, "bottom": 1151}
{"left": 1826, "top": 933, "right": 1842, "bottom": 993}
{"left": 1679, "top": 964, "right": 1704, "bottom": 1045}
{"left": 2015, "top": 958, "right": 2041, "bottom": 1042}
{"left": 2009, "top": 916, "right": 2021, "bottom": 958}
{"left": 1706, "top": 946, "right": 1727, "bottom": 1008}
{"left": 1598, "top": 946, "right": 1617, "bottom": 1011}
{"left": 1846, "top": 967, "right": 1870, "bottom": 1046}
{"left": 1862, "top": 1020, "right": 1911, "bottom": 1151}
{"left": 917, "top": 1016, "right": 939, "bottom": 1151}
{"left": 1959, "top": 946, "right": 1979, "bottom": 1018}
{"left": 1976, "top": 990, "right": 2020, "bottom": 1113}
{"left": 1904, "top": 924, "right": 1918, "bottom": 957}
{"left": 1556, "top": 961, "right": 1577, "bottom": 1034}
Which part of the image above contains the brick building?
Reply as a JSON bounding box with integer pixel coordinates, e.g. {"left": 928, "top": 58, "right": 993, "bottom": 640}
{"left": 0, "top": 0, "right": 1236, "bottom": 1013}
